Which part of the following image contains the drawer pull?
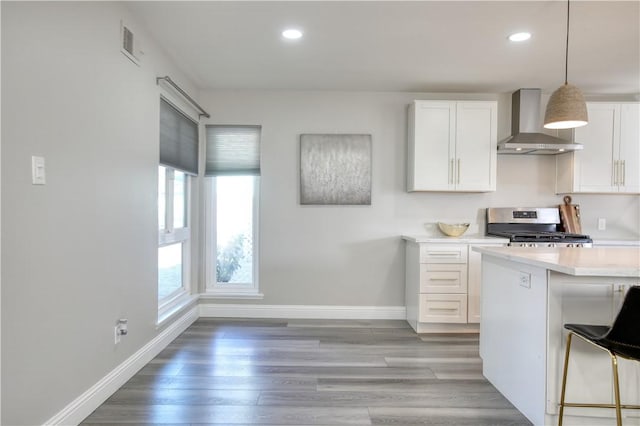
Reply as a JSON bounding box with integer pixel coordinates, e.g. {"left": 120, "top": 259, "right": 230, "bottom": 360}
{"left": 428, "top": 278, "right": 458, "bottom": 281}
{"left": 427, "top": 252, "right": 460, "bottom": 257}
{"left": 428, "top": 307, "right": 458, "bottom": 311}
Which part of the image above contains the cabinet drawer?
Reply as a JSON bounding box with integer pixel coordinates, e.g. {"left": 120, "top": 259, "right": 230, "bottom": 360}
{"left": 420, "top": 244, "right": 467, "bottom": 263}
{"left": 420, "top": 263, "right": 468, "bottom": 293}
{"left": 418, "top": 294, "right": 468, "bottom": 323}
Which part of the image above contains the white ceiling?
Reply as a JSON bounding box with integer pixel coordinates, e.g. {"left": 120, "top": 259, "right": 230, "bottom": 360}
{"left": 126, "top": 1, "right": 640, "bottom": 95}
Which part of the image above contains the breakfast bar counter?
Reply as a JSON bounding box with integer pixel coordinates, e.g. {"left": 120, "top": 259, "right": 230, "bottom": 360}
{"left": 474, "top": 247, "right": 640, "bottom": 426}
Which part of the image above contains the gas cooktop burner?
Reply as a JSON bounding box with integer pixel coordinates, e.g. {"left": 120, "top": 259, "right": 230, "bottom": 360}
{"left": 492, "top": 231, "right": 592, "bottom": 242}
{"left": 486, "top": 207, "right": 593, "bottom": 247}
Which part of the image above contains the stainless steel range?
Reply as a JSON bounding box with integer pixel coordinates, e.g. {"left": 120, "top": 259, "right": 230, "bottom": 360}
{"left": 486, "top": 207, "right": 593, "bottom": 247}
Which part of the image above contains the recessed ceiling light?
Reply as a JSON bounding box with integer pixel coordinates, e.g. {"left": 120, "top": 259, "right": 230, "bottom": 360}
{"left": 282, "top": 29, "right": 303, "bottom": 40}
{"left": 509, "top": 32, "right": 531, "bottom": 42}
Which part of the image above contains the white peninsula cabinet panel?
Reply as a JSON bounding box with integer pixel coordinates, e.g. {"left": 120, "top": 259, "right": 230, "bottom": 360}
{"left": 404, "top": 238, "right": 507, "bottom": 332}
{"left": 556, "top": 102, "right": 639, "bottom": 194}
{"left": 408, "top": 100, "right": 497, "bottom": 192}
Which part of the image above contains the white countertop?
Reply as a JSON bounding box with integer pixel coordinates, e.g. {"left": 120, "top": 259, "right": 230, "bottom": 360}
{"left": 593, "top": 238, "right": 640, "bottom": 247}
{"left": 474, "top": 246, "right": 640, "bottom": 277}
{"left": 402, "top": 234, "right": 509, "bottom": 244}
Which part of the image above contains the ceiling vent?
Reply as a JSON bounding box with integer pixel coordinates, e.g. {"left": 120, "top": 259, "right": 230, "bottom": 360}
{"left": 121, "top": 21, "right": 140, "bottom": 65}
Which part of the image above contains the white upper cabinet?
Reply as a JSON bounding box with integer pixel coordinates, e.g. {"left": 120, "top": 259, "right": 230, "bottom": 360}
{"left": 407, "top": 100, "right": 497, "bottom": 192}
{"left": 556, "top": 102, "right": 639, "bottom": 194}
{"left": 620, "top": 103, "right": 640, "bottom": 192}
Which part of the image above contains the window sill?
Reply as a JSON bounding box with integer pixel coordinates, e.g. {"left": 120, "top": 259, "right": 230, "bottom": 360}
{"left": 200, "top": 291, "right": 264, "bottom": 300}
{"left": 157, "top": 293, "right": 199, "bottom": 328}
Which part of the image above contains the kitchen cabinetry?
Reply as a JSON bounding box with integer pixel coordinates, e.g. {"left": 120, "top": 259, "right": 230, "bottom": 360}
{"left": 407, "top": 100, "right": 497, "bottom": 192}
{"left": 404, "top": 238, "right": 506, "bottom": 332}
{"left": 556, "top": 102, "right": 639, "bottom": 194}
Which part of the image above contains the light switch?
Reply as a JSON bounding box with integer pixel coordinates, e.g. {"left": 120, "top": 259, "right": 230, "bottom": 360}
{"left": 31, "top": 156, "right": 46, "bottom": 185}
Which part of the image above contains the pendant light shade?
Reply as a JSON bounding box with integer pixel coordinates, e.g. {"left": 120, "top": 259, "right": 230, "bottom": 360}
{"left": 544, "top": 83, "right": 588, "bottom": 129}
{"left": 543, "top": 0, "right": 588, "bottom": 130}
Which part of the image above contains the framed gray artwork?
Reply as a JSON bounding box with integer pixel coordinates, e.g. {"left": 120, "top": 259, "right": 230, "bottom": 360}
{"left": 300, "top": 134, "right": 372, "bottom": 205}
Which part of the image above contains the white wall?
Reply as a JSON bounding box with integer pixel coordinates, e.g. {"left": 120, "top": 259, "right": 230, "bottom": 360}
{"left": 198, "top": 90, "right": 640, "bottom": 306}
{"left": 1, "top": 2, "right": 199, "bottom": 424}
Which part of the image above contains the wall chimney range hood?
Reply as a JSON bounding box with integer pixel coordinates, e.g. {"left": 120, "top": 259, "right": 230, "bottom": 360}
{"left": 497, "top": 89, "right": 584, "bottom": 155}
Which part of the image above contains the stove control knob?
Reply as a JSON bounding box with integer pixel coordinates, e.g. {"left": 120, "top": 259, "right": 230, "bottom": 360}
{"left": 527, "top": 243, "right": 536, "bottom": 248}
{"left": 547, "top": 243, "right": 557, "bottom": 248}
{"left": 576, "top": 243, "right": 584, "bottom": 248}
{"left": 567, "top": 244, "right": 574, "bottom": 247}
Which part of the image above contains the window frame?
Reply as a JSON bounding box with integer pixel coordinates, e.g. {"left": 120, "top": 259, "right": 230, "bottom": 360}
{"left": 158, "top": 166, "right": 192, "bottom": 310}
{"left": 204, "top": 175, "right": 261, "bottom": 298}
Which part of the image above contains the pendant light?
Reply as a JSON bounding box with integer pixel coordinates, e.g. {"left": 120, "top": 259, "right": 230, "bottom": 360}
{"left": 544, "top": 0, "right": 588, "bottom": 129}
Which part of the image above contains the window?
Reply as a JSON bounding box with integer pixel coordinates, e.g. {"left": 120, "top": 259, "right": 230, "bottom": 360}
{"left": 205, "top": 125, "right": 261, "bottom": 296}
{"left": 158, "top": 97, "right": 198, "bottom": 309}
{"left": 158, "top": 166, "right": 190, "bottom": 302}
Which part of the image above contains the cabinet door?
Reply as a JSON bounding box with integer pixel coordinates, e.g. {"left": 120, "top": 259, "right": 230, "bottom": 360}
{"left": 467, "top": 243, "right": 505, "bottom": 323}
{"left": 619, "top": 103, "right": 640, "bottom": 193}
{"left": 573, "top": 103, "right": 619, "bottom": 193}
{"left": 455, "top": 102, "right": 497, "bottom": 191}
{"left": 408, "top": 101, "right": 456, "bottom": 191}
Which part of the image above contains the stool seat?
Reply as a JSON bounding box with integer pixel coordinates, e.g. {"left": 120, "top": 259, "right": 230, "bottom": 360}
{"left": 564, "top": 323, "right": 640, "bottom": 361}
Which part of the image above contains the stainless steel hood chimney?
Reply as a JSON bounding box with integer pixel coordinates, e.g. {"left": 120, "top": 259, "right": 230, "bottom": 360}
{"left": 497, "top": 89, "right": 583, "bottom": 154}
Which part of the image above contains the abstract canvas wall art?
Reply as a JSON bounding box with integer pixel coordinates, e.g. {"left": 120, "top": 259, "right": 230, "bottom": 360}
{"left": 300, "top": 134, "right": 372, "bottom": 205}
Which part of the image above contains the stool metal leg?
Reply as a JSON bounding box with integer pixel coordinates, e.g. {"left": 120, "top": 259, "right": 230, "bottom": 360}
{"left": 558, "top": 332, "right": 573, "bottom": 426}
{"left": 611, "top": 353, "right": 622, "bottom": 426}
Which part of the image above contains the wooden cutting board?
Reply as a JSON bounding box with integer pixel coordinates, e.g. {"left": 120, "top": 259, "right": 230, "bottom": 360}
{"left": 559, "top": 196, "right": 582, "bottom": 234}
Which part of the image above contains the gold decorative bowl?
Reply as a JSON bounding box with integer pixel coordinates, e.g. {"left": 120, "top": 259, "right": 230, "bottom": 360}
{"left": 437, "top": 222, "right": 470, "bottom": 237}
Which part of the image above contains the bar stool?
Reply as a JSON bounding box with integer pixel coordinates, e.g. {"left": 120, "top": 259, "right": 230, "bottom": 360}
{"left": 558, "top": 285, "right": 640, "bottom": 426}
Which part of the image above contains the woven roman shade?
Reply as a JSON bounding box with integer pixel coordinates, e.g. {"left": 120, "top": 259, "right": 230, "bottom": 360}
{"left": 159, "top": 98, "right": 199, "bottom": 175}
{"left": 205, "top": 125, "right": 261, "bottom": 176}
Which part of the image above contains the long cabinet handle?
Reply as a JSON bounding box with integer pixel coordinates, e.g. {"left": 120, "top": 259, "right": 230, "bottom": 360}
{"left": 622, "top": 160, "right": 626, "bottom": 186}
{"left": 457, "top": 159, "right": 461, "bottom": 184}
{"left": 427, "top": 252, "right": 461, "bottom": 257}
{"left": 613, "top": 160, "right": 619, "bottom": 186}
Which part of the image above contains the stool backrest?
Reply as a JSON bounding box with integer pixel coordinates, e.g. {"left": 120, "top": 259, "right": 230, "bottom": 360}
{"left": 607, "top": 286, "right": 640, "bottom": 348}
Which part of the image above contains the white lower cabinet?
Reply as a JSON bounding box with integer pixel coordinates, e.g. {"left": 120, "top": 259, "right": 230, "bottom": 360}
{"left": 405, "top": 240, "right": 505, "bottom": 332}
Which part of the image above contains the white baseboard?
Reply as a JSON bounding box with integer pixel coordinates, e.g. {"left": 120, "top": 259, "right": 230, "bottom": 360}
{"left": 415, "top": 322, "right": 480, "bottom": 333}
{"left": 44, "top": 306, "right": 198, "bottom": 426}
{"left": 199, "top": 303, "right": 406, "bottom": 320}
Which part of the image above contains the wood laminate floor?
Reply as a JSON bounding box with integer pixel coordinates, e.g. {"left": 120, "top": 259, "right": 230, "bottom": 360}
{"left": 81, "top": 319, "right": 531, "bottom": 425}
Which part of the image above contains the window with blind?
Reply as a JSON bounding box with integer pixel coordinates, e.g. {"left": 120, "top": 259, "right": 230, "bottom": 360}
{"left": 205, "top": 125, "right": 262, "bottom": 296}
{"left": 158, "top": 98, "right": 197, "bottom": 310}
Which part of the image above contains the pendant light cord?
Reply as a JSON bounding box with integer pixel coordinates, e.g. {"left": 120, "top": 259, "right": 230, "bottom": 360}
{"left": 564, "top": 0, "right": 570, "bottom": 84}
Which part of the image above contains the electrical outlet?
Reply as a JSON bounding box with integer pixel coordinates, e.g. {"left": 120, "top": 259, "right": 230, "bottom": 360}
{"left": 598, "top": 218, "right": 606, "bottom": 231}
{"left": 519, "top": 272, "right": 531, "bottom": 289}
{"left": 114, "top": 324, "right": 121, "bottom": 344}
